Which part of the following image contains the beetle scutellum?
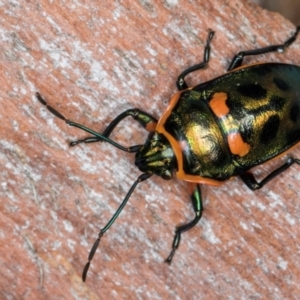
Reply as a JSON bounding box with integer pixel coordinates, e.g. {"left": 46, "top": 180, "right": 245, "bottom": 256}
{"left": 37, "top": 26, "right": 300, "bottom": 281}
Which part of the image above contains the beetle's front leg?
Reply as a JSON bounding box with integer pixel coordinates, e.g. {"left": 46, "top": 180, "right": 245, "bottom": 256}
{"left": 70, "top": 108, "right": 158, "bottom": 146}
{"left": 165, "top": 183, "right": 203, "bottom": 263}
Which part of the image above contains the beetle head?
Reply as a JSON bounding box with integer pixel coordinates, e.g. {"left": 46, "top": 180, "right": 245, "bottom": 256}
{"left": 135, "top": 131, "right": 176, "bottom": 180}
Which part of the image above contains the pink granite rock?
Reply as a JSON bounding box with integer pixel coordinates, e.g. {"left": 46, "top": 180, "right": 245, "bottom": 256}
{"left": 1, "top": 1, "right": 300, "bottom": 299}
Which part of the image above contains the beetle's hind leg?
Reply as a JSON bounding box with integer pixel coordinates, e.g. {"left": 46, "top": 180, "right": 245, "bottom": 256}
{"left": 240, "top": 157, "right": 300, "bottom": 190}
{"left": 165, "top": 183, "right": 203, "bottom": 263}
{"left": 228, "top": 26, "right": 300, "bottom": 71}
{"left": 70, "top": 109, "right": 158, "bottom": 146}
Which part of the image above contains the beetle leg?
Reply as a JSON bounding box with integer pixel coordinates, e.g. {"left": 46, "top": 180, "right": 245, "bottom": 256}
{"left": 165, "top": 183, "right": 203, "bottom": 263}
{"left": 240, "top": 157, "right": 300, "bottom": 190}
{"left": 228, "top": 26, "right": 300, "bottom": 71}
{"left": 82, "top": 172, "right": 153, "bottom": 282}
{"left": 176, "top": 30, "right": 215, "bottom": 91}
{"left": 69, "top": 108, "right": 158, "bottom": 146}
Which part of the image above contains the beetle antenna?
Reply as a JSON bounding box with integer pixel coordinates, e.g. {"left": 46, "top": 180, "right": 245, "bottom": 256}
{"left": 36, "top": 92, "right": 142, "bottom": 153}
{"left": 82, "top": 172, "right": 152, "bottom": 282}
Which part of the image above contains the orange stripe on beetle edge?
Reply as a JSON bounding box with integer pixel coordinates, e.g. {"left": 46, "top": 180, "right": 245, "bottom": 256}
{"left": 156, "top": 89, "right": 226, "bottom": 186}
{"left": 209, "top": 92, "right": 229, "bottom": 118}
{"left": 227, "top": 132, "right": 250, "bottom": 157}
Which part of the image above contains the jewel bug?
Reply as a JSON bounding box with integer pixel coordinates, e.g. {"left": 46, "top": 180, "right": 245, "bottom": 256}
{"left": 36, "top": 26, "right": 300, "bottom": 282}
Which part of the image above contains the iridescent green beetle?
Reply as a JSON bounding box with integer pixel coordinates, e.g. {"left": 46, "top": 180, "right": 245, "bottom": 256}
{"left": 37, "top": 26, "right": 300, "bottom": 281}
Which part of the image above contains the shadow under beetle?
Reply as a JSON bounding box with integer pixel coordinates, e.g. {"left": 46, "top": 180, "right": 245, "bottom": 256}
{"left": 37, "top": 26, "right": 300, "bottom": 282}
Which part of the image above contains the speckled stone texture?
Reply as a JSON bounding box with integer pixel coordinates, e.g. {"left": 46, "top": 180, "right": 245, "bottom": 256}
{"left": 1, "top": 1, "right": 300, "bottom": 299}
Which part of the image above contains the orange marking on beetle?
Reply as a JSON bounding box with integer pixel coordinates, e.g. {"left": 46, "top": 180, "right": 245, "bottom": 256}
{"left": 227, "top": 132, "right": 250, "bottom": 157}
{"left": 157, "top": 89, "right": 184, "bottom": 127}
{"left": 156, "top": 91, "right": 183, "bottom": 170}
{"left": 146, "top": 121, "right": 157, "bottom": 132}
{"left": 177, "top": 172, "right": 225, "bottom": 186}
{"left": 209, "top": 92, "right": 229, "bottom": 118}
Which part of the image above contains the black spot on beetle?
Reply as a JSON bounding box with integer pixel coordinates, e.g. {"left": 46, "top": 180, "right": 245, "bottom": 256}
{"left": 269, "top": 95, "right": 286, "bottom": 111}
{"left": 226, "top": 97, "right": 245, "bottom": 119}
{"left": 287, "top": 129, "right": 300, "bottom": 145}
{"left": 260, "top": 115, "right": 280, "bottom": 144}
{"left": 251, "top": 65, "right": 273, "bottom": 76}
{"left": 273, "top": 77, "right": 289, "bottom": 91}
{"left": 290, "top": 104, "right": 300, "bottom": 123}
{"left": 237, "top": 83, "right": 267, "bottom": 99}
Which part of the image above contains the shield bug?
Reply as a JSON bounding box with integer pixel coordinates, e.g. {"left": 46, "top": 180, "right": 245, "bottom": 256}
{"left": 37, "top": 26, "right": 300, "bottom": 281}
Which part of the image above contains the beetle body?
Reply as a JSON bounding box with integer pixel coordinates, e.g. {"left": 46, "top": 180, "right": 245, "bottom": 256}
{"left": 36, "top": 27, "right": 300, "bottom": 281}
{"left": 137, "top": 63, "right": 300, "bottom": 185}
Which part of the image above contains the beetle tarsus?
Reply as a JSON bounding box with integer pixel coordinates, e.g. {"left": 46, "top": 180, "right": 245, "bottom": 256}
{"left": 165, "top": 249, "right": 176, "bottom": 264}
{"left": 82, "top": 262, "right": 90, "bottom": 282}
{"left": 165, "top": 231, "right": 180, "bottom": 263}
{"left": 82, "top": 232, "right": 103, "bottom": 282}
